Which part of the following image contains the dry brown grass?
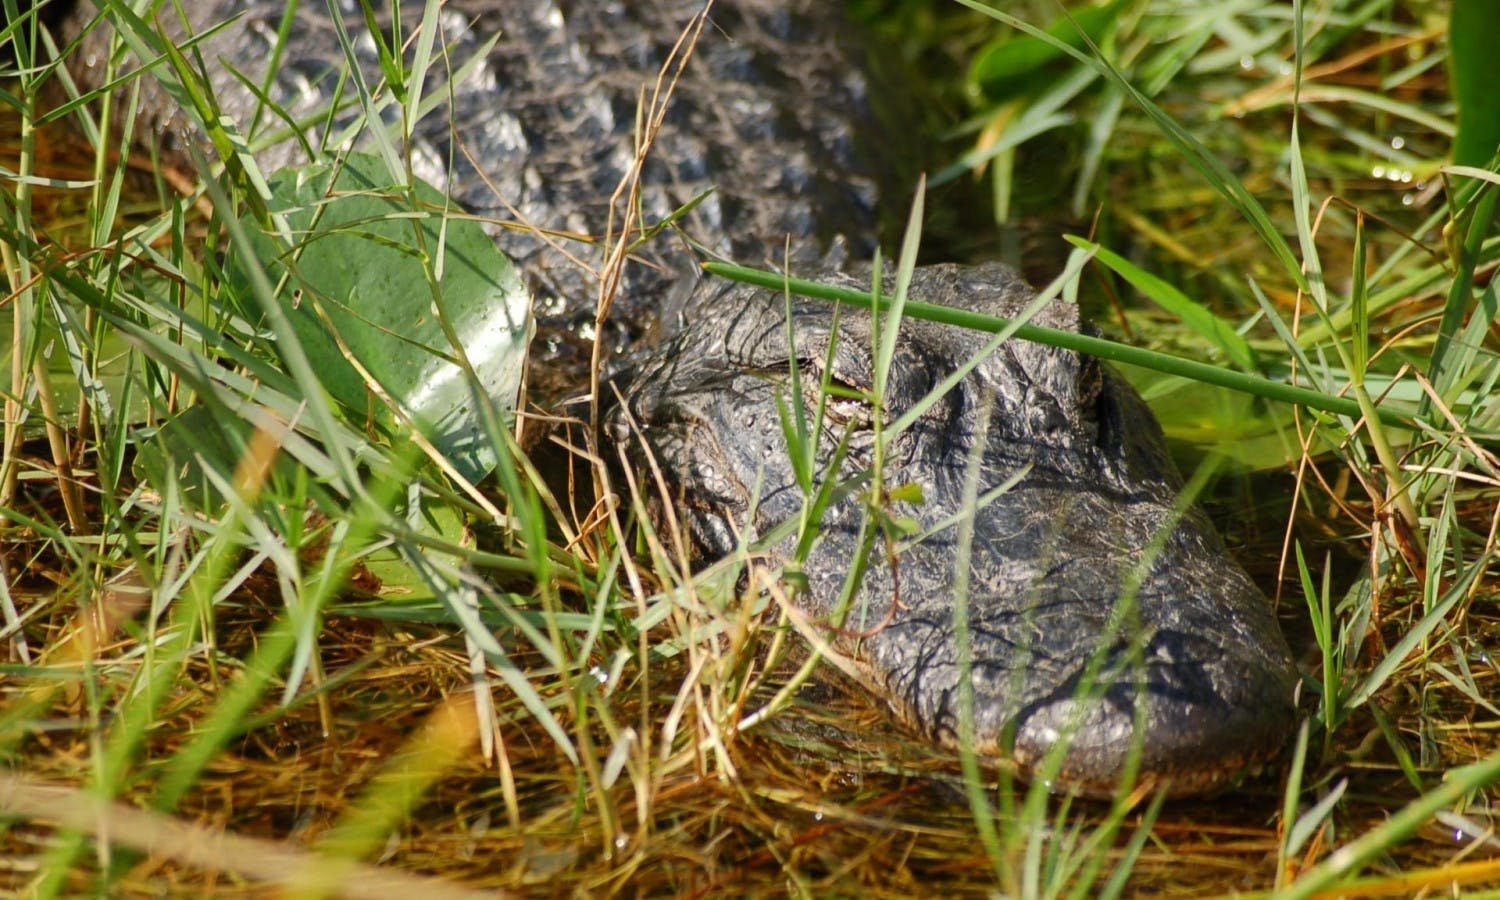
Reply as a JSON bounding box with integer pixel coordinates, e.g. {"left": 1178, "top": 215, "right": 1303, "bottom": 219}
{"left": 7, "top": 2, "right": 1500, "bottom": 896}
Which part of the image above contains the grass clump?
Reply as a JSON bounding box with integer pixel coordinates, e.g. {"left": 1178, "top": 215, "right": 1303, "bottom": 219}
{"left": 3, "top": 0, "right": 1500, "bottom": 897}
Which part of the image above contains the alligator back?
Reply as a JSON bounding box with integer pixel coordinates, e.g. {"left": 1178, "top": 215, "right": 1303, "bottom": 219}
{"left": 60, "top": 0, "right": 922, "bottom": 388}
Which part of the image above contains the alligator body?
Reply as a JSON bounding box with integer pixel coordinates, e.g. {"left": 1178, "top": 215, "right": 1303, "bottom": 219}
{"left": 56, "top": 0, "right": 1296, "bottom": 794}
{"left": 62, "top": 0, "right": 918, "bottom": 391}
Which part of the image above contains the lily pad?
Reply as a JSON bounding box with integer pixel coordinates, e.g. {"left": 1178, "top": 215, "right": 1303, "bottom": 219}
{"left": 227, "top": 152, "right": 531, "bottom": 483}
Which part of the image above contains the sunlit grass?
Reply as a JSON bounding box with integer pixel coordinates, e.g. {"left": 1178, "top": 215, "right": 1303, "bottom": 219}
{"left": 2, "top": 0, "right": 1499, "bottom": 896}
{"left": 943, "top": 1, "right": 1500, "bottom": 894}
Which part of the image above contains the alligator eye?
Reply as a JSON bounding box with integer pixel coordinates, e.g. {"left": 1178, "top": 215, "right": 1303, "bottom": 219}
{"left": 800, "top": 360, "right": 876, "bottom": 429}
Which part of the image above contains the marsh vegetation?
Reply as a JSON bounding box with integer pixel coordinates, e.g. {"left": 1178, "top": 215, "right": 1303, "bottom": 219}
{"left": 3, "top": 0, "right": 1500, "bottom": 896}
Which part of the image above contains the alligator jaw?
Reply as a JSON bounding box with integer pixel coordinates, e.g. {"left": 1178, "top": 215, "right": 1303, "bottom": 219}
{"left": 849, "top": 523, "right": 1298, "bottom": 798}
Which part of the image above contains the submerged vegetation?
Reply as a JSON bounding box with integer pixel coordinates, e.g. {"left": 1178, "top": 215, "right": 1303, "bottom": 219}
{"left": 2, "top": 0, "right": 1500, "bottom": 895}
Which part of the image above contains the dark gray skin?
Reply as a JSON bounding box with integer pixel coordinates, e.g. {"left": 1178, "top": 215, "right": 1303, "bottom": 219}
{"left": 617, "top": 264, "right": 1298, "bottom": 796}
{"left": 59, "top": 0, "right": 918, "bottom": 392}
{"left": 51, "top": 0, "right": 1297, "bottom": 795}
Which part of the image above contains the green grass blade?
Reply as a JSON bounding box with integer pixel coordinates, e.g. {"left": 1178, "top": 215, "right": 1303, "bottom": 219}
{"left": 1282, "top": 749, "right": 1500, "bottom": 898}
{"left": 954, "top": 0, "right": 1307, "bottom": 290}
{"left": 1449, "top": 0, "right": 1500, "bottom": 167}
{"left": 1067, "top": 236, "right": 1260, "bottom": 372}
{"left": 703, "top": 261, "right": 1415, "bottom": 428}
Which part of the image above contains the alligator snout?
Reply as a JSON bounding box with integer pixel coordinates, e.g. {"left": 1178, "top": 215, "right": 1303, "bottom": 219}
{"left": 616, "top": 262, "right": 1298, "bottom": 796}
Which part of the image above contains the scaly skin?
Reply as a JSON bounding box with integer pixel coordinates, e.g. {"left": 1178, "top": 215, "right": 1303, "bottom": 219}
{"left": 617, "top": 264, "right": 1298, "bottom": 796}
{"left": 55, "top": 0, "right": 1296, "bottom": 794}
{"left": 61, "top": 0, "right": 917, "bottom": 390}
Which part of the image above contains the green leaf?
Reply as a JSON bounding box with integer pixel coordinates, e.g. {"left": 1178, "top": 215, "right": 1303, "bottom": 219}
{"left": 887, "top": 482, "right": 925, "bottom": 505}
{"left": 227, "top": 152, "right": 531, "bottom": 483}
{"left": 354, "top": 499, "right": 467, "bottom": 604}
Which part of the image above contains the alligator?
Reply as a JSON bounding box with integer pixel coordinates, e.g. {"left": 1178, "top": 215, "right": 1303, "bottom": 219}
{"left": 49, "top": 0, "right": 1297, "bottom": 795}
{"left": 55, "top": 0, "right": 921, "bottom": 394}
{"left": 617, "top": 263, "right": 1297, "bottom": 795}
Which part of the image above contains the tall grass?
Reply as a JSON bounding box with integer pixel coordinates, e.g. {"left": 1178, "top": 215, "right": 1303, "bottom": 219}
{"left": 2, "top": 0, "right": 617, "bottom": 893}
{"left": 1, "top": 0, "right": 1498, "bottom": 897}
{"left": 945, "top": 0, "right": 1500, "bottom": 895}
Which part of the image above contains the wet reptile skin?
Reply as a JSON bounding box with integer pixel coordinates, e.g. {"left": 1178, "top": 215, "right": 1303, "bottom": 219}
{"left": 56, "top": 0, "right": 1297, "bottom": 795}
{"left": 63, "top": 0, "right": 916, "bottom": 389}
{"left": 617, "top": 263, "right": 1297, "bottom": 795}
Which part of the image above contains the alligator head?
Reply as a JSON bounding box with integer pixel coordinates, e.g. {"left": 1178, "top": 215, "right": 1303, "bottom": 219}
{"left": 616, "top": 262, "right": 1298, "bottom": 797}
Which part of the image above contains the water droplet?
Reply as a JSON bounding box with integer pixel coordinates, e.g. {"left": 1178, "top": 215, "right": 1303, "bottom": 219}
{"left": 615, "top": 834, "right": 629, "bottom": 850}
{"left": 1456, "top": 828, "right": 1465, "bottom": 843}
{"left": 1239, "top": 55, "right": 1255, "bottom": 70}
{"left": 1402, "top": 194, "right": 1415, "bottom": 207}
{"left": 814, "top": 811, "right": 824, "bottom": 822}
{"left": 1372, "top": 165, "right": 1387, "bottom": 179}
{"left": 591, "top": 665, "right": 608, "bottom": 684}
{"left": 1390, "top": 136, "right": 1405, "bottom": 150}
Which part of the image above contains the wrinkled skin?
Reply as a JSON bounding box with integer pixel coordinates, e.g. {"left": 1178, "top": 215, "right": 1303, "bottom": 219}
{"left": 618, "top": 264, "right": 1297, "bottom": 795}
{"left": 52, "top": 0, "right": 1297, "bottom": 794}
